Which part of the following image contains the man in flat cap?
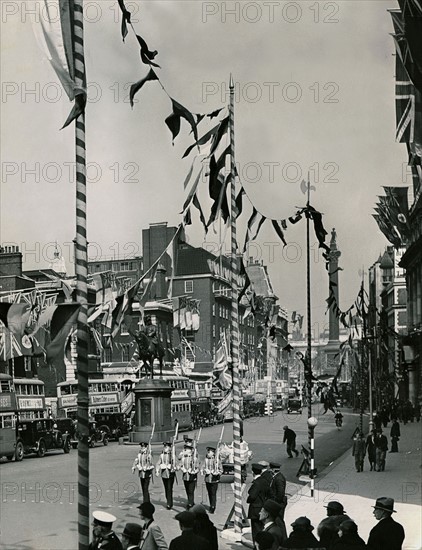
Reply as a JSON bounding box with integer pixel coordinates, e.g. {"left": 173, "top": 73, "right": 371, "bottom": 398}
{"left": 259, "top": 500, "right": 287, "bottom": 549}
{"left": 284, "top": 517, "right": 322, "bottom": 548}
{"left": 178, "top": 439, "right": 199, "bottom": 510}
{"left": 317, "top": 501, "right": 351, "bottom": 549}
{"left": 156, "top": 441, "right": 176, "bottom": 509}
{"left": 137, "top": 502, "right": 168, "bottom": 550}
{"left": 89, "top": 511, "right": 122, "bottom": 550}
{"left": 269, "top": 462, "right": 287, "bottom": 520}
{"left": 132, "top": 441, "right": 154, "bottom": 504}
{"left": 121, "top": 523, "right": 142, "bottom": 550}
{"left": 247, "top": 463, "right": 273, "bottom": 546}
{"left": 367, "top": 497, "right": 405, "bottom": 550}
{"left": 200, "top": 446, "right": 222, "bottom": 514}
{"left": 169, "top": 511, "right": 211, "bottom": 550}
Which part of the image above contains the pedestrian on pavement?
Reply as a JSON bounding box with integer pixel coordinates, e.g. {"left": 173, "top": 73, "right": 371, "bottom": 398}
{"left": 389, "top": 420, "right": 400, "bottom": 453}
{"left": 247, "top": 463, "right": 273, "bottom": 546}
{"left": 317, "top": 501, "right": 351, "bottom": 549}
{"left": 282, "top": 516, "right": 323, "bottom": 548}
{"left": 331, "top": 520, "right": 366, "bottom": 549}
{"left": 156, "top": 441, "right": 177, "bottom": 509}
{"left": 365, "top": 430, "right": 377, "bottom": 471}
{"left": 367, "top": 497, "right": 405, "bottom": 550}
{"left": 177, "top": 439, "right": 199, "bottom": 510}
{"left": 190, "top": 504, "right": 218, "bottom": 550}
{"left": 200, "top": 446, "right": 222, "bottom": 514}
{"left": 255, "top": 531, "right": 275, "bottom": 550}
{"left": 132, "top": 442, "right": 154, "bottom": 504}
{"left": 121, "top": 523, "right": 143, "bottom": 550}
{"left": 352, "top": 431, "right": 366, "bottom": 472}
{"left": 374, "top": 430, "right": 388, "bottom": 472}
{"left": 89, "top": 511, "right": 123, "bottom": 550}
{"left": 169, "top": 511, "right": 211, "bottom": 550}
{"left": 137, "top": 502, "right": 168, "bottom": 550}
{"left": 283, "top": 426, "right": 299, "bottom": 458}
{"left": 269, "top": 462, "right": 288, "bottom": 520}
{"left": 259, "top": 499, "right": 287, "bottom": 549}
{"left": 373, "top": 413, "right": 382, "bottom": 432}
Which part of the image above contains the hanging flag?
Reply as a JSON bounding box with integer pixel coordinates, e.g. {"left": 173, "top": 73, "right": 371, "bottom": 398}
{"left": 217, "top": 389, "right": 233, "bottom": 414}
{"left": 207, "top": 147, "right": 230, "bottom": 227}
{"left": 130, "top": 68, "right": 159, "bottom": 107}
{"left": 179, "top": 297, "right": 187, "bottom": 330}
{"left": 28, "top": 0, "right": 87, "bottom": 129}
{"left": 135, "top": 33, "right": 159, "bottom": 67}
{"left": 191, "top": 300, "right": 200, "bottom": 331}
{"left": 185, "top": 300, "right": 193, "bottom": 330}
{"left": 165, "top": 98, "right": 198, "bottom": 144}
{"left": 183, "top": 116, "right": 229, "bottom": 158}
{"left": 243, "top": 208, "right": 266, "bottom": 252}
{"left": 92, "top": 271, "right": 114, "bottom": 306}
{"left": 271, "top": 220, "right": 288, "bottom": 246}
{"left": 238, "top": 257, "right": 251, "bottom": 303}
{"left": 45, "top": 304, "right": 80, "bottom": 369}
{"left": 0, "top": 303, "right": 30, "bottom": 338}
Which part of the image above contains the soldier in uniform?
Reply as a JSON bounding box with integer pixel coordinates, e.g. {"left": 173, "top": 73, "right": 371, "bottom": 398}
{"left": 156, "top": 441, "right": 177, "bottom": 509}
{"left": 132, "top": 441, "right": 154, "bottom": 503}
{"left": 143, "top": 315, "right": 158, "bottom": 348}
{"left": 178, "top": 438, "right": 199, "bottom": 510}
{"left": 89, "top": 510, "right": 123, "bottom": 550}
{"left": 201, "top": 446, "right": 222, "bottom": 514}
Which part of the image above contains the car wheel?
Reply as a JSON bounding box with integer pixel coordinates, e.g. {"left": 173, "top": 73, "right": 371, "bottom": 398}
{"left": 15, "top": 441, "right": 24, "bottom": 462}
{"left": 37, "top": 440, "right": 46, "bottom": 458}
{"left": 103, "top": 437, "right": 108, "bottom": 446}
{"left": 63, "top": 439, "right": 71, "bottom": 454}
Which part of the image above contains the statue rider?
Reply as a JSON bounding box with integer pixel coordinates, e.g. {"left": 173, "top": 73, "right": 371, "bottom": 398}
{"left": 142, "top": 315, "right": 158, "bottom": 351}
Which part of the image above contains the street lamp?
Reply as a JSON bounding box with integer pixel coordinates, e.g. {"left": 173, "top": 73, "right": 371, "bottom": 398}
{"left": 307, "top": 416, "right": 318, "bottom": 497}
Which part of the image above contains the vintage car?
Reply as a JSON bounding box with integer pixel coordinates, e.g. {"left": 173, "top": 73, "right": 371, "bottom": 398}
{"left": 286, "top": 398, "right": 302, "bottom": 414}
{"left": 17, "top": 418, "right": 71, "bottom": 457}
{"left": 93, "top": 413, "right": 128, "bottom": 441}
{"left": 54, "top": 418, "right": 78, "bottom": 449}
{"left": 88, "top": 420, "right": 109, "bottom": 447}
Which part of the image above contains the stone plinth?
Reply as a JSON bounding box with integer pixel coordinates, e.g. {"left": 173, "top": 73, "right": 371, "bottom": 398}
{"left": 129, "top": 378, "right": 174, "bottom": 443}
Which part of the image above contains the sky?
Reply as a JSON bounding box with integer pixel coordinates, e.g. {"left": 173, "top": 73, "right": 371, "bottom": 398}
{"left": 0, "top": 0, "right": 409, "bottom": 337}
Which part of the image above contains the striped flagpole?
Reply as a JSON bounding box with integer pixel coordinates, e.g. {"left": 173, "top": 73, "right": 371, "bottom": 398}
{"left": 73, "top": 2, "right": 90, "bottom": 549}
{"left": 310, "top": 428, "right": 315, "bottom": 496}
{"left": 229, "top": 74, "right": 243, "bottom": 534}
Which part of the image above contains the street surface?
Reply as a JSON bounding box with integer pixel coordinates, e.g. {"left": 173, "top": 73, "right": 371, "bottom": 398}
{"left": 0, "top": 404, "right": 360, "bottom": 549}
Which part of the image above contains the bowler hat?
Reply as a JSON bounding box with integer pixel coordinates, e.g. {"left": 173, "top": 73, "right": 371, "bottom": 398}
{"left": 283, "top": 425, "right": 288, "bottom": 430}
{"left": 251, "top": 463, "right": 264, "bottom": 474}
{"left": 175, "top": 511, "right": 195, "bottom": 528}
{"left": 373, "top": 497, "right": 396, "bottom": 513}
{"left": 339, "top": 520, "right": 358, "bottom": 534}
{"left": 258, "top": 460, "right": 270, "bottom": 467}
{"left": 270, "top": 462, "right": 281, "bottom": 469}
{"left": 263, "top": 500, "right": 283, "bottom": 518}
{"left": 291, "top": 516, "right": 313, "bottom": 530}
{"left": 122, "top": 523, "right": 142, "bottom": 543}
{"left": 190, "top": 504, "right": 207, "bottom": 516}
{"left": 325, "top": 501, "right": 345, "bottom": 514}
{"left": 137, "top": 502, "right": 155, "bottom": 517}
{"left": 92, "top": 510, "right": 116, "bottom": 527}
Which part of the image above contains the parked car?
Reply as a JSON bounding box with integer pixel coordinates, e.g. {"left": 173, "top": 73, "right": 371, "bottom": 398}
{"left": 287, "top": 398, "right": 302, "bottom": 414}
{"left": 88, "top": 421, "right": 109, "bottom": 447}
{"left": 93, "top": 413, "right": 128, "bottom": 441}
{"left": 17, "top": 418, "right": 71, "bottom": 457}
{"left": 54, "top": 418, "right": 78, "bottom": 449}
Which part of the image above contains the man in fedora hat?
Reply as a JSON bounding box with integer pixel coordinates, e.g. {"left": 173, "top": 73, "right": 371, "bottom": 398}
{"left": 89, "top": 511, "right": 122, "bottom": 550}
{"left": 247, "top": 463, "right": 273, "bottom": 546}
{"left": 169, "top": 511, "right": 210, "bottom": 550}
{"left": 259, "top": 500, "right": 287, "bottom": 549}
{"left": 137, "top": 502, "right": 168, "bottom": 550}
{"left": 121, "top": 523, "right": 143, "bottom": 550}
{"left": 269, "top": 462, "right": 287, "bottom": 520}
{"left": 317, "top": 501, "right": 351, "bottom": 549}
{"left": 367, "top": 497, "right": 405, "bottom": 550}
{"left": 284, "top": 516, "right": 323, "bottom": 548}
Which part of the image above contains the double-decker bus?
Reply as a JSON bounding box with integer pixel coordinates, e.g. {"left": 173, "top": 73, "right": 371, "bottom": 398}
{"left": 56, "top": 378, "right": 133, "bottom": 419}
{"left": 164, "top": 375, "right": 192, "bottom": 430}
{"left": 0, "top": 374, "right": 47, "bottom": 461}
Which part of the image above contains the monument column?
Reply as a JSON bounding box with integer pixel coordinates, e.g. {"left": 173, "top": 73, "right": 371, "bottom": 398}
{"left": 325, "top": 229, "right": 342, "bottom": 374}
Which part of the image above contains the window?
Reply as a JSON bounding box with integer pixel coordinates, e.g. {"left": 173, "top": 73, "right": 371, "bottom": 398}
{"left": 212, "top": 304, "right": 216, "bottom": 316}
{"left": 103, "top": 348, "right": 112, "bottom": 362}
{"left": 185, "top": 280, "right": 193, "bottom": 293}
{"left": 120, "top": 261, "right": 133, "bottom": 271}
{"left": 122, "top": 345, "right": 130, "bottom": 362}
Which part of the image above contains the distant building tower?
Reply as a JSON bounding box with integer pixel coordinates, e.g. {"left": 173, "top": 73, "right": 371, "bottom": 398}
{"left": 325, "top": 228, "right": 342, "bottom": 374}
{"left": 49, "top": 243, "right": 67, "bottom": 277}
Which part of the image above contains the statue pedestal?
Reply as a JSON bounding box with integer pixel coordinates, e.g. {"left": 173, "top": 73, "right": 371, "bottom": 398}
{"left": 129, "top": 379, "right": 174, "bottom": 443}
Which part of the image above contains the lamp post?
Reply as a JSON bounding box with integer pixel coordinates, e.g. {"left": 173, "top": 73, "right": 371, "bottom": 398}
{"left": 307, "top": 416, "right": 318, "bottom": 497}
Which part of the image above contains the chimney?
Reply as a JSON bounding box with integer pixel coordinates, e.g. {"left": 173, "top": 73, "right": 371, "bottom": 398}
{"left": 155, "top": 264, "right": 167, "bottom": 300}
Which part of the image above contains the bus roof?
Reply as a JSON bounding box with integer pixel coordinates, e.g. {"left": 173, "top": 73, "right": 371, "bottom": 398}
{"left": 57, "top": 378, "right": 130, "bottom": 386}
{"left": 13, "top": 378, "right": 44, "bottom": 385}
{"left": 0, "top": 373, "right": 13, "bottom": 380}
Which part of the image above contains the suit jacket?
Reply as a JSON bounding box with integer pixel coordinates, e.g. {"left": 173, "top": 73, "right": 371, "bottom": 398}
{"left": 263, "top": 521, "right": 287, "bottom": 549}
{"left": 367, "top": 516, "right": 405, "bottom": 550}
{"left": 270, "top": 471, "right": 287, "bottom": 505}
{"left": 247, "top": 474, "right": 273, "bottom": 519}
{"left": 89, "top": 531, "right": 123, "bottom": 550}
{"left": 169, "top": 529, "right": 211, "bottom": 550}
{"left": 139, "top": 520, "right": 168, "bottom": 550}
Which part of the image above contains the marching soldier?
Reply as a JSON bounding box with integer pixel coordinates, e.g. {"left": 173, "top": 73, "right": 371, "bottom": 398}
{"left": 132, "top": 441, "right": 154, "bottom": 504}
{"left": 156, "top": 441, "right": 177, "bottom": 509}
{"left": 201, "top": 446, "right": 223, "bottom": 514}
{"left": 178, "top": 438, "right": 199, "bottom": 510}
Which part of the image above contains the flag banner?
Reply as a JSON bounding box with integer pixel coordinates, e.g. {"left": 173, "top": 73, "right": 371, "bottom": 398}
{"left": 130, "top": 68, "right": 159, "bottom": 107}
{"left": 271, "top": 220, "right": 288, "bottom": 246}
{"left": 92, "top": 271, "right": 114, "bottom": 306}
{"left": 165, "top": 98, "right": 198, "bottom": 144}
{"left": 28, "top": 0, "right": 87, "bottom": 128}
{"left": 217, "top": 390, "right": 233, "bottom": 414}
{"left": 238, "top": 257, "right": 251, "bottom": 303}
{"left": 0, "top": 303, "right": 30, "bottom": 338}
{"left": 185, "top": 301, "right": 193, "bottom": 330}
{"left": 179, "top": 297, "right": 187, "bottom": 330}
{"left": 191, "top": 300, "right": 200, "bottom": 331}
{"left": 45, "top": 303, "right": 80, "bottom": 368}
{"left": 135, "top": 33, "right": 159, "bottom": 67}
{"left": 243, "top": 208, "right": 266, "bottom": 252}
{"left": 195, "top": 107, "right": 225, "bottom": 125}
{"left": 207, "top": 148, "right": 230, "bottom": 227}
{"left": 183, "top": 116, "right": 229, "bottom": 159}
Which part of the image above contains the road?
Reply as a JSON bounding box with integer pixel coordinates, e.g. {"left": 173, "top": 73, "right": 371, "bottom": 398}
{"left": 0, "top": 405, "right": 365, "bottom": 549}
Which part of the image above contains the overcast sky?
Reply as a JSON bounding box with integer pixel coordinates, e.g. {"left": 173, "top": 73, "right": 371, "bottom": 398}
{"left": 0, "top": 0, "right": 407, "bottom": 337}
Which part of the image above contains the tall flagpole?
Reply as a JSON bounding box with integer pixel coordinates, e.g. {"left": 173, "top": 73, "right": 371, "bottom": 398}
{"left": 73, "top": 2, "right": 90, "bottom": 549}
{"left": 306, "top": 185, "right": 313, "bottom": 452}
{"left": 229, "top": 74, "right": 243, "bottom": 534}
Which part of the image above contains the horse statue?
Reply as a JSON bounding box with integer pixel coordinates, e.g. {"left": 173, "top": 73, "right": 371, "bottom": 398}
{"left": 133, "top": 330, "right": 165, "bottom": 379}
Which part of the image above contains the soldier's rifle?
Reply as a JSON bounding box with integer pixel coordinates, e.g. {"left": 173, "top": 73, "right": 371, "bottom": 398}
{"left": 214, "top": 424, "right": 224, "bottom": 475}
{"left": 192, "top": 427, "right": 202, "bottom": 471}
{"left": 172, "top": 421, "right": 179, "bottom": 484}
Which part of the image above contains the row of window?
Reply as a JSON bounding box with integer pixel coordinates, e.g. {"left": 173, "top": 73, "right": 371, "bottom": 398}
{"left": 15, "top": 384, "right": 45, "bottom": 396}
{"left": 91, "top": 262, "right": 137, "bottom": 273}
{"left": 0, "top": 381, "right": 12, "bottom": 393}
{"left": 59, "top": 382, "right": 123, "bottom": 396}
{"left": 172, "top": 403, "right": 191, "bottom": 413}
{"left": 169, "top": 380, "right": 190, "bottom": 390}
{"left": 0, "top": 414, "right": 16, "bottom": 428}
